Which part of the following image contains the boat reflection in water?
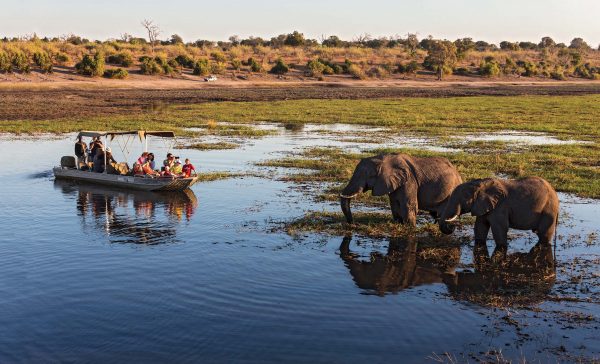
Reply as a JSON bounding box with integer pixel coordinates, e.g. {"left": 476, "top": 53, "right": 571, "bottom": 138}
{"left": 340, "top": 236, "right": 555, "bottom": 304}
{"left": 55, "top": 180, "right": 198, "bottom": 245}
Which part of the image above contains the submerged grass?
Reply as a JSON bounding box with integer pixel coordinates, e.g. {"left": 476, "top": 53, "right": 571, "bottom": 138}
{"left": 182, "top": 142, "right": 240, "bottom": 151}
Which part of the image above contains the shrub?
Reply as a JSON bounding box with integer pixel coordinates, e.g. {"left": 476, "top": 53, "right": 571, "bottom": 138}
{"left": 104, "top": 68, "right": 129, "bottom": 79}
{"left": 210, "top": 62, "right": 226, "bottom": 74}
{"left": 0, "top": 51, "right": 11, "bottom": 72}
{"left": 550, "top": 66, "right": 566, "bottom": 80}
{"left": 210, "top": 51, "right": 226, "bottom": 63}
{"left": 193, "top": 59, "right": 211, "bottom": 75}
{"left": 269, "top": 58, "right": 289, "bottom": 75}
{"left": 347, "top": 64, "right": 366, "bottom": 79}
{"left": 396, "top": 60, "right": 420, "bottom": 75}
{"left": 33, "top": 51, "right": 53, "bottom": 73}
{"left": 479, "top": 61, "right": 500, "bottom": 77}
{"left": 75, "top": 52, "right": 104, "bottom": 76}
{"left": 107, "top": 52, "right": 133, "bottom": 67}
{"left": 231, "top": 58, "right": 242, "bottom": 70}
{"left": 306, "top": 59, "right": 327, "bottom": 76}
{"left": 140, "top": 58, "right": 163, "bottom": 75}
{"left": 317, "top": 58, "right": 343, "bottom": 74}
{"left": 54, "top": 52, "right": 70, "bottom": 65}
{"left": 175, "top": 54, "right": 194, "bottom": 68}
{"left": 521, "top": 61, "right": 538, "bottom": 77}
{"left": 366, "top": 66, "right": 389, "bottom": 79}
{"left": 11, "top": 51, "right": 30, "bottom": 73}
{"left": 247, "top": 57, "right": 262, "bottom": 72}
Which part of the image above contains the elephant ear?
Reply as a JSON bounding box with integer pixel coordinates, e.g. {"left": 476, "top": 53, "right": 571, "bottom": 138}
{"left": 471, "top": 179, "right": 507, "bottom": 216}
{"left": 372, "top": 155, "right": 409, "bottom": 196}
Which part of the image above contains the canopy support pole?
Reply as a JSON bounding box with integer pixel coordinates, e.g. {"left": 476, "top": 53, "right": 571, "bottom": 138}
{"left": 145, "top": 135, "right": 148, "bottom": 153}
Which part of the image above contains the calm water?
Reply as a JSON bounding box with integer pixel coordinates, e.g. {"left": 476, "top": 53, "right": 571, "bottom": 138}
{"left": 1, "top": 127, "right": 599, "bottom": 363}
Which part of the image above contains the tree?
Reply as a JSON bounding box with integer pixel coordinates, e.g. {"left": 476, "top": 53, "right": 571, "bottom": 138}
{"left": 141, "top": 19, "right": 161, "bottom": 52}
{"left": 284, "top": 31, "right": 305, "bottom": 47}
{"left": 322, "top": 35, "right": 345, "bottom": 48}
{"left": 228, "top": 35, "right": 240, "bottom": 46}
{"left": 539, "top": 36, "right": 556, "bottom": 49}
{"left": 569, "top": 37, "right": 590, "bottom": 50}
{"left": 500, "top": 41, "right": 520, "bottom": 51}
{"left": 403, "top": 33, "right": 419, "bottom": 55}
{"left": 269, "top": 58, "right": 289, "bottom": 75}
{"left": 454, "top": 38, "right": 475, "bottom": 59}
{"left": 170, "top": 34, "right": 183, "bottom": 45}
{"left": 424, "top": 40, "right": 457, "bottom": 80}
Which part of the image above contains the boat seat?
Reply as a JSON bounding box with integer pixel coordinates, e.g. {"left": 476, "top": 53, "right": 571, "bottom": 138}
{"left": 60, "top": 156, "right": 77, "bottom": 169}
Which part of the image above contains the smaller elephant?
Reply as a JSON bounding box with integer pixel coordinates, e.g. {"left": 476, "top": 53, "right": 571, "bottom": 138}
{"left": 340, "top": 153, "right": 462, "bottom": 227}
{"left": 439, "top": 177, "right": 559, "bottom": 250}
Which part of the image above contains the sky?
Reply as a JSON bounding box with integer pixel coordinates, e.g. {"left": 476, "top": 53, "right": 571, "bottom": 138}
{"left": 2, "top": 0, "right": 600, "bottom": 46}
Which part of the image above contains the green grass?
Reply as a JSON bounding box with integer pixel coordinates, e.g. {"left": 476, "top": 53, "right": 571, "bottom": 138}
{"left": 259, "top": 144, "right": 600, "bottom": 199}
{"left": 170, "top": 95, "right": 600, "bottom": 139}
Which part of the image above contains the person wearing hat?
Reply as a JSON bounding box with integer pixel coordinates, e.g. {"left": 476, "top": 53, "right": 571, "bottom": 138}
{"left": 92, "top": 146, "right": 117, "bottom": 173}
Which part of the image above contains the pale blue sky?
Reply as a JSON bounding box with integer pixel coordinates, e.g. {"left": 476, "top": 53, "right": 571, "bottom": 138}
{"left": 2, "top": 0, "right": 599, "bottom": 46}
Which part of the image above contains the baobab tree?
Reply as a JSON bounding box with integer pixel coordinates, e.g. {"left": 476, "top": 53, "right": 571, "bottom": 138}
{"left": 141, "top": 19, "right": 161, "bottom": 52}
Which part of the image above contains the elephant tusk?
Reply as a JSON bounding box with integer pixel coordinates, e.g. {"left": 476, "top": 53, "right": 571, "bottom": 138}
{"left": 339, "top": 193, "right": 358, "bottom": 199}
{"left": 445, "top": 215, "right": 459, "bottom": 223}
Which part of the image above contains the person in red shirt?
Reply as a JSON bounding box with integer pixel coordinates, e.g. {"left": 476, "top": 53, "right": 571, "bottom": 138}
{"left": 182, "top": 158, "right": 197, "bottom": 178}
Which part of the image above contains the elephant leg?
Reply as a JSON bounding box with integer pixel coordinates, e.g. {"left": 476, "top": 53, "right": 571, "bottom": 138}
{"left": 536, "top": 212, "right": 556, "bottom": 246}
{"left": 389, "top": 194, "right": 403, "bottom": 223}
{"left": 490, "top": 221, "right": 509, "bottom": 262}
{"left": 474, "top": 217, "right": 490, "bottom": 244}
{"left": 391, "top": 187, "right": 418, "bottom": 227}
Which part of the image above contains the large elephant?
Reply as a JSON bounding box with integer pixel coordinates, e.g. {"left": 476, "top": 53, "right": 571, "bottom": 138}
{"left": 339, "top": 153, "right": 462, "bottom": 226}
{"left": 339, "top": 235, "right": 460, "bottom": 296}
{"left": 439, "top": 177, "right": 559, "bottom": 251}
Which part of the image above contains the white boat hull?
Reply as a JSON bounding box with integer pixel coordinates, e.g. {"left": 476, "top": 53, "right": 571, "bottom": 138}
{"left": 53, "top": 167, "right": 198, "bottom": 191}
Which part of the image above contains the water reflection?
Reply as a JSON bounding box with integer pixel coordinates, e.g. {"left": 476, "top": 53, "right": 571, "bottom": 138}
{"left": 340, "top": 237, "right": 555, "bottom": 304}
{"left": 445, "top": 242, "right": 556, "bottom": 306}
{"left": 55, "top": 180, "right": 198, "bottom": 245}
{"left": 339, "top": 236, "right": 460, "bottom": 296}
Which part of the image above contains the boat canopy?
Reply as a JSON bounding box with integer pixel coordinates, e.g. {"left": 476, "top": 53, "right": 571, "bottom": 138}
{"left": 77, "top": 130, "right": 176, "bottom": 140}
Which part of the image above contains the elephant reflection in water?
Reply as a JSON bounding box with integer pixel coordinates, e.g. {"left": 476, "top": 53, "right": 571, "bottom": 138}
{"left": 444, "top": 241, "right": 556, "bottom": 305}
{"left": 340, "top": 236, "right": 555, "bottom": 303}
{"left": 339, "top": 236, "right": 461, "bottom": 296}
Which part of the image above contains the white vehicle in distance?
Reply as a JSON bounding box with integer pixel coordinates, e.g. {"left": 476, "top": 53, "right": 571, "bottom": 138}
{"left": 204, "top": 75, "right": 218, "bottom": 82}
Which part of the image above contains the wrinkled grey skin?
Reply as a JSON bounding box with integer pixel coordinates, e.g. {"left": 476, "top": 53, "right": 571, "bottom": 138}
{"left": 340, "top": 153, "right": 462, "bottom": 227}
{"left": 439, "top": 177, "right": 560, "bottom": 250}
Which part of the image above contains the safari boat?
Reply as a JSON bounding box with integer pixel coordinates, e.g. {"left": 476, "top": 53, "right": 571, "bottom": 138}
{"left": 53, "top": 130, "right": 199, "bottom": 192}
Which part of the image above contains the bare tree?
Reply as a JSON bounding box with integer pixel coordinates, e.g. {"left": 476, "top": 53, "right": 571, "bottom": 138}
{"left": 141, "top": 19, "right": 161, "bottom": 52}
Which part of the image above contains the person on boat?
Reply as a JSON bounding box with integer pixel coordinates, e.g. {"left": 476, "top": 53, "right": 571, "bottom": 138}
{"left": 147, "top": 153, "right": 156, "bottom": 170}
{"left": 89, "top": 137, "right": 103, "bottom": 160}
{"left": 92, "top": 147, "right": 117, "bottom": 173}
{"left": 74, "top": 136, "right": 87, "bottom": 169}
{"left": 163, "top": 153, "right": 175, "bottom": 170}
{"left": 133, "top": 152, "right": 149, "bottom": 175}
{"left": 170, "top": 157, "right": 183, "bottom": 176}
{"left": 182, "top": 158, "right": 197, "bottom": 178}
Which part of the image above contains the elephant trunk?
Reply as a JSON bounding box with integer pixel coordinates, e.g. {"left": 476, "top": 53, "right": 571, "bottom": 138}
{"left": 340, "top": 186, "right": 363, "bottom": 224}
{"left": 439, "top": 196, "right": 462, "bottom": 235}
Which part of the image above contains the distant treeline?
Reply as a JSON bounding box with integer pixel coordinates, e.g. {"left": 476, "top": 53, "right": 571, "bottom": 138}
{"left": 1, "top": 31, "right": 599, "bottom": 81}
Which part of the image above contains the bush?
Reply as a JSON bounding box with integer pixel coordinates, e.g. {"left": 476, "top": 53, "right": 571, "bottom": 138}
{"left": 140, "top": 58, "right": 163, "bottom": 75}
{"left": 54, "top": 52, "right": 70, "bottom": 65}
{"left": 366, "top": 66, "right": 389, "bottom": 79}
{"left": 11, "top": 51, "right": 30, "bottom": 73}
{"left": 347, "top": 64, "right": 366, "bottom": 79}
{"left": 210, "top": 62, "right": 226, "bottom": 74}
{"left": 479, "top": 61, "right": 500, "bottom": 77}
{"left": 550, "top": 66, "right": 566, "bottom": 80}
{"left": 106, "top": 52, "right": 133, "bottom": 67}
{"left": 104, "top": 68, "right": 129, "bottom": 79}
{"left": 0, "top": 51, "right": 11, "bottom": 72}
{"left": 175, "top": 54, "right": 195, "bottom": 68}
{"left": 193, "top": 59, "right": 211, "bottom": 76}
{"left": 521, "top": 61, "right": 538, "bottom": 77}
{"left": 247, "top": 57, "right": 262, "bottom": 72}
{"left": 306, "top": 59, "right": 327, "bottom": 76}
{"left": 210, "top": 51, "right": 226, "bottom": 63}
{"left": 75, "top": 52, "right": 104, "bottom": 76}
{"left": 33, "top": 51, "right": 53, "bottom": 73}
{"left": 396, "top": 60, "right": 420, "bottom": 75}
{"left": 317, "top": 58, "right": 343, "bottom": 74}
{"left": 231, "top": 58, "right": 242, "bottom": 70}
{"left": 270, "top": 58, "right": 289, "bottom": 75}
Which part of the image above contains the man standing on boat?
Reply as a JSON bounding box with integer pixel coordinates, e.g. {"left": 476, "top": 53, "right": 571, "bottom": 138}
{"left": 74, "top": 135, "right": 87, "bottom": 170}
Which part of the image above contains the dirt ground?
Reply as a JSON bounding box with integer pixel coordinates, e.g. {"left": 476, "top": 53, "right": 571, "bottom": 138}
{"left": 2, "top": 77, "right": 600, "bottom": 120}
